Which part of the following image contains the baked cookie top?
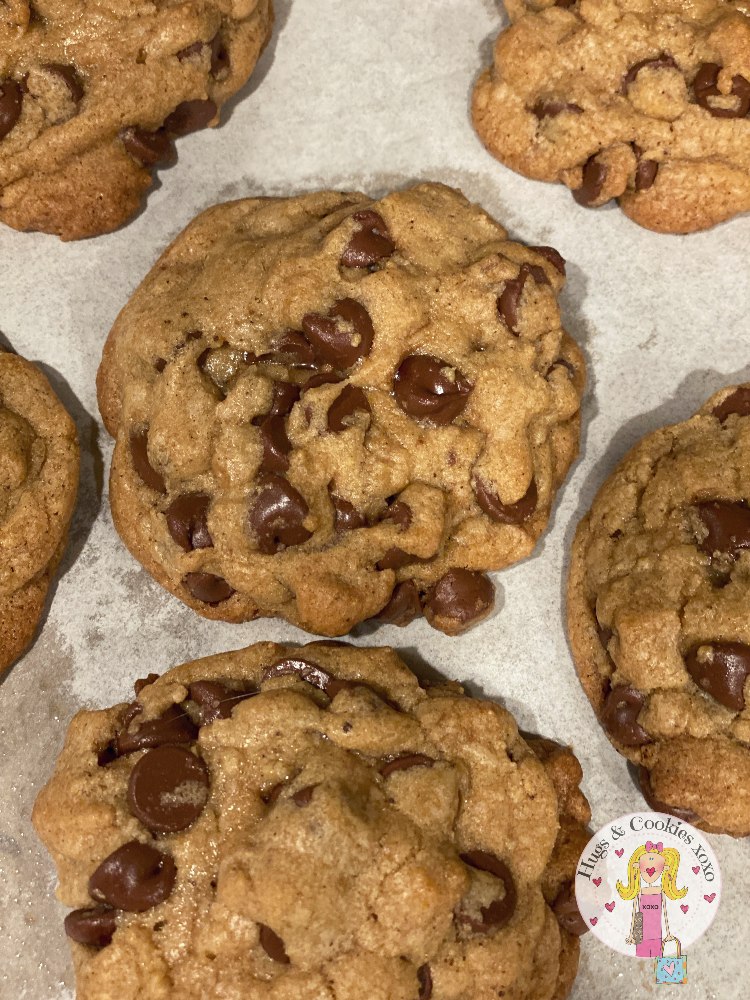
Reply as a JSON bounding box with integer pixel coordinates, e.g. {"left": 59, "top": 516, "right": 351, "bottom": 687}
{"left": 33, "top": 640, "right": 591, "bottom": 1000}
{"left": 96, "top": 182, "right": 584, "bottom": 637}
{"left": 472, "top": 0, "right": 750, "bottom": 233}
{"left": 568, "top": 384, "right": 750, "bottom": 836}
{"left": 0, "top": 0, "right": 273, "bottom": 239}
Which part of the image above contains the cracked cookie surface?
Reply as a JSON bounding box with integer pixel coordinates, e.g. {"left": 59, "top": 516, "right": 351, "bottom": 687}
{"left": 473, "top": 0, "right": 750, "bottom": 233}
{"left": 33, "top": 640, "right": 591, "bottom": 1000}
{"left": 0, "top": 0, "right": 273, "bottom": 239}
{"left": 568, "top": 384, "right": 750, "bottom": 836}
{"left": 96, "top": 182, "right": 584, "bottom": 637}
{"left": 0, "top": 349, "right": 78, "bottom": 671}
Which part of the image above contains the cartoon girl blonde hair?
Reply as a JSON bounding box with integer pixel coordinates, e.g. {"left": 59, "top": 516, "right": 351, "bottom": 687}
{"left": 616, "top": 844, "right": 688, "bottom": 901}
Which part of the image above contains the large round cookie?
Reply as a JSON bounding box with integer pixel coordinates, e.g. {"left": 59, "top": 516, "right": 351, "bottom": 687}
{"left": 33, "top": 640, "right": 591, "bottom": 1000}
{"left": 0, "top": 349, "right": 79, "bottom": 672}
{"left": 97, "top": 182, "right": 585, "bottom": 637}
{"left": 568, "top": 384, "right": 750, "bottom": 836}
{"left": 0, "top": 0, "right": 273, "bottom": 239}
{"left": 472, "top": 0, "right": 750, "bottom": 234}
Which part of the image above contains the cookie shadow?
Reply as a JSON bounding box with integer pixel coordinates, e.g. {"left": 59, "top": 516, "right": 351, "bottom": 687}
{"left": 221, "top": 0, "right": 293, "bottom": 125}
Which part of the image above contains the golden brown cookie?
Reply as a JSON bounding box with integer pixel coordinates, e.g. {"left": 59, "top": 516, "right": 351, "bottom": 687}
{"left": 0, "top": 349, "right": 79, "bottom": 672}
{"left": 96, "top": 182, "right": 585, "bottom": 637}
{"left": 0, "top": 0, "right": 273, "bottom": 239}
{"left": 33, "top": 640, "right": 591, "bottom": 1000}
{"left": 568, "top": 384, "right": 750, "bottom": 836}
{"left": 473, "top": 0, "right": 750, "bottom": 233}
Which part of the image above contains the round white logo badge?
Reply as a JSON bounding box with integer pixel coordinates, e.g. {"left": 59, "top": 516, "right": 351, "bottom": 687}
{"left": 575, "top": 812, "right": 721, "bottom": 957}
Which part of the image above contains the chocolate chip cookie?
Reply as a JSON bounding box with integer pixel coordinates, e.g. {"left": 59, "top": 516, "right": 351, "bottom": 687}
{"left": 0, "top": 349, "right": 79, "bottom": 672}
{"left": 473, "top": 0, "right": 750, "bottom": 233}
{"left": 568, "top": 384, "right": 750, "bottom": 836}
{"left": 96, "top": 182, "right": 585, "bottom": 637}
{"left": 0, "top": 0, "right": 273, "bottom": 239}
{"left": 33, "top": 640, "right": 591, "bottom": 1000}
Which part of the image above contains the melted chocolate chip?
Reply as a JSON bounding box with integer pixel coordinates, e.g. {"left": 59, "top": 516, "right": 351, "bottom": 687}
{"left": 601, "top": 686, "right": 650, "bottom": 747}
{"left": 695, "top": 500, "right": 750, "bottom": 559}
{"left": 261, "top": 781, "right": 286, "bottom": 805}
{"left": 114, "top": 705, "right": 198, "bottom": 757}
{"left": 258, "top": 414, "right": 292, "bottom": 473}
{"left": 301, "top": 299, "right": 375, "bottom": 368}
{"left": 210, "top": 35, "right": 230, "bottom": 78}
{"left": 573, "top": 155, "right": 607, "bottom": 207}
{"left": 64, "top": 906, "right": 117, "bottom": 948}
{"left": 473, "top": 477, "right": 537, "bottom": 524}
{"left": 622, "top": 53, "right": 678, "bottom": 93}
{"left": 684, "top": 642, "right": 750, "bottom": 711}
{"left": 530, "top": 245, "right": 566, "bottom": 276}
{"left": 376, "top": 547, "right": 417, "bottom": 571}
{"left": 379, "top": 753, "right": 435, "bottom": 778}
{"left": 45, "top": 63, "right": 84, "bottom": 103}
{"left": 120, "top": 127, "right": 173, "bottom": 166}
{"left": 381, "top": 499, "right": 412, "bottom": 529}
{"left": 694, "top": 63, "right": 750, "bottom": 119}
{"left": 266, "top": 381, "right": 301, "bottom": 418}
{"left": 458, "top": 851, "right": 517, "bottom": 932}
{"left": 261, "top": 657, "right": 355, "bottom": 699}
{"left": 89, "top": 842, "right": 176, "bottom": 912}
{"left": 129, "top": 428, "right": 166, "bottom": 493}
{"left": 713, "top": 387, "right": 750, "bottom": 422}
{"left": 393, "top": 355, "right": 473, "bottom": 424}
{"left": 273, "top": 330, "right": 317, "bottom": 368}
{"left": 291, "top": 784, "right": 317, "bottom": 806}
{"left": 164, "top": 99, "right": 217, "bottom": 136}
{"left": 302, "top": 371, "right": 342, "bottom": 392}
{"left": 188, "top": 680, "right": 256, "bottom": 724}
{"left": 532, "top": 98, "right": 582, "bottom": 118}
{"left": 638, "top": 766, "right": 700, "bottom": 823}
{"left": 417, "top": 964, "right": 433, "bottom": 1000}
{"left": 552, "top": 884, "right": 588, "bottom": 936}
{"left": 340, "top": 210, "right": 395, "bottom": 269}
{"left": 166, "top": 493, "right": 213, "bottom": 551}
{"left": 0, "top": 79, "right": 23, "bottom": 141}
{"left": 183, "top": 572, "right": 235, "bottom": 605}
{"left": 635, "top": 158, "right": 658, "bottom": 192}
{"left": 331, "top": 493, "right": 367, "bottom": 531}
{"left": 497, "top": 264, "right": 548, "bottom": 334}
{"left": 424, "top": 569, "right": 494, "bottom": 628}
{"left": 127, "top": 746, "right": 209, "bottom": 834}
{"left": 327, "top": 384, "right": 371, "bottom": 432}
{"left": 259, "top": 924, "right": 290, "bottom": 963}
{"left": 134, "top": 674, "right": 159, "bottom": 695}
{"left": 248, "top": 474, "right": 312, "bottom": 554}
{"left": 375, "top": 580, "right": 422, "bottom": 626}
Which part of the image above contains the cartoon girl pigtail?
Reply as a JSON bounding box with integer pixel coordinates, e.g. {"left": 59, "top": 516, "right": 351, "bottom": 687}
{"left": 661, "top": 847, "right": 688, "bottom": 901}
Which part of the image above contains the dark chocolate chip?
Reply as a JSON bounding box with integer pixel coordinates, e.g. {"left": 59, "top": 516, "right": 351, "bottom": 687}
{"left": 120, "top": 127, "right": 173, "bottom": 166}
{"left": 381, "top": 499, "right": 412, "bottom": 529}
{"left": 302, "top": 298, "right": 375, "bottom": 369}
{"left": 694, "top": 63, "right": 750, "bottom": 119}
{"left": 0, "top": 79, "right": 23, "bottom": 140}
{"left": 601, "top": 686, "right": 651, "bottom": 747}
{"left": 532, "top": 98, "right": 583, "bottom": 118}
{"left": 183, "top": 572, "right": 235, "bottom": 605}
{"left": 114, "top": 704, "right": 198, "bottom": 757}
{"left": 166, "top": 493, "right": 213, "bottom": 551}
{"left": 374, "top": 580, "right": 422, "bottom": 626}
{"left": 134, "top": 673, "right": 160, "bottom": 696}
{"left": 331, "top": 493, "right": 367, "bottom": 531}
{"left": 340, "top": 210, "right": 395, "bottom": 269}
{"left": 261, "top": 781, "right": 285, "bottom": 805}
{"left": 188, "top": 679, "right": 256, "bottom": 724}
{"left": 261, "top": 657, "right": 352, "bottom": 699}
{"left": 424, "top": 569, "right": 494, "bottom": 628}
{"left": 635, "top": 158, "right": 658, "bottom": 192}
{"left": 376, "top": 547, "right": 417, "bottom": 571}
{"left": 266, "top": 381, "right": 301, "bottom": 418}
{"left": 248, "top": 473, "right": 312, "bottom": 554}
{"left": 258, "top": 414, "right": 292, "bottom": 473}
{"left": 552, "top": 884, "right": 588, "bottom": 936}
{"left": 379, "top": 753, "right": 435, "bottom": 778}
{"left": 417, "top": 964, "right": 433, "bottom": 1000}
{"left": 273, "top": 330, "right": 317, "bottom": 368}
{"left": 573, "top": 155, "right": 607, "bottom": 207}
{"left": 64, "top": 906, "right": 117, "bottom": 948}
{"left": 129, "top": 428, "right": 166, "bottom": 494}
{"left": 497, "top": 264, "right": 548, "bottom": 334}
{"left": 713, "top": 387, "right": 750, "bottom": 422}
{"left": 154, "top": 357, "right": 167, "bottom": 373}
{"left": 302, "top": 371, "right": 343, "bottom": 392}
{"left": 327, "top": 384, "right": 371, "bottom": 433}
{"left": 638, "top": 766, "right": 700, "bottom": 823}
{"left": 164, "top": 99, "right": 217, "bottom": 136}
{"left": 695, "top": 500, "right": 750, "bottom": 559}
{"left": 393, "top": 355, "right": 472, "bottom": 424}
{"left": 473, "top": 477, "right": 537, "bottom": 524}
{"left": 291, "top": 784, "right": 316, "bottom": 806}
{"left": 259, "top": 924, "right": 290, "bottom": 963}
{"left": 555, "top": 0, "right": 576, "bottom": 6}
{"left": 210, "top": 35, "right": 230, "bottom": 78}
{"left": 45, "top": 63, "right": 84, "bottom": 103}
{"left": 684, "top": 641, "right": 750, "bottom": 712}
{"left": 458, "top": 851, "right": 517, "bottom": 932}
{"left": 622, "top": 53, "right": 678, "bottom": 93}
{"left": 530, "top": 245, "right": 566, "bottom": 276}
{"left": 89, "top": 842, "right": 176, "bottom": 912}
{"left": 127, "top": 746, "right": 209, "bottom": 834}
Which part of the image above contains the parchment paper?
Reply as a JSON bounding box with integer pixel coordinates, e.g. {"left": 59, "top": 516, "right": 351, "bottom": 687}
{"left": 1, "top": 2, "right": 748, "bottom": 997}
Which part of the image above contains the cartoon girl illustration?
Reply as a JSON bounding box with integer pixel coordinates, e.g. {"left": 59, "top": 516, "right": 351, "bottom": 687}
{"left": 616, "top": 841, "right": 688, "bottom": 957}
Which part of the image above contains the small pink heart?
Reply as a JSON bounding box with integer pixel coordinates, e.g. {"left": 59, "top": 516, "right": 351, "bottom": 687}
{"left": 662, "top": 961, "right": 675, "bottom": 976}
{"left": 692, "top": 866, "right": 700, "bottom": 874}
{"left": 605, "top": 901, "right": 615, "bottom": 913}
{"left": 646, "top": 867, "right": 656, "bottom": 877}
{"left": 615, "top": 848, "right": 624, "bottom": 857}
{"left": 681, "top": 904, "right": 689, "bottom": 914}
{"left": 590, "top": 917, "right": 598, "bottom": 926}
{"left": 593, "top": 877, "right": 602, "bottom": 887}
{"left": 704, "top": 893, "right": 716, "bottom": 903}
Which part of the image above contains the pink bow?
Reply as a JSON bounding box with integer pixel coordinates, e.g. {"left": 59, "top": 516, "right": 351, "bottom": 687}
{"left": 645, "top": 841, "right": 663, "bottom": 853}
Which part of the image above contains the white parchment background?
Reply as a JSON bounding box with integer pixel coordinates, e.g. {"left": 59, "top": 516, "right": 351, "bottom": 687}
{"left": 1, "top": 2, "right": 749, "bottom": 997}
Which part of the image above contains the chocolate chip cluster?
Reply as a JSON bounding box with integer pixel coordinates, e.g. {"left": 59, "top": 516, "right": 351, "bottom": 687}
{"left": 98, "top": 183, "right": 584, "bottom": 638}
{"left": 569, "top": 385, "right": 750, "bottom": 836}
{"left": 34, "top": 641, "right": 591, "bottom": 1000}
